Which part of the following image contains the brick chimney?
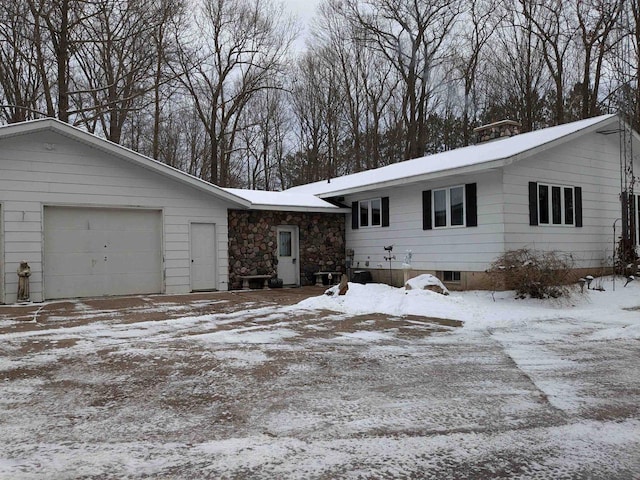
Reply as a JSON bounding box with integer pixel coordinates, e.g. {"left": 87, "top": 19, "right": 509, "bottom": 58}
{"left": 473, "top": 120, "right": 521, "bottom": 144}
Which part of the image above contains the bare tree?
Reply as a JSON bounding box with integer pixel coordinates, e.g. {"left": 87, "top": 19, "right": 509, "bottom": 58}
{"left": 73, "top": 0, "right": 178, "bottom": 143}
{"left": 343, "top": 0, "right": 461, "bottom": 160}
{"left": 519, "top": 0, "right": 576, "bottom": 125}
{"left": 290, "top": 53, "right": 329, "bottom": 184}
{"left": 0, "top": 2, "right": 45, "bottom": 122}
{"left": 237, "top": 86, "right": 290, "bottom": 189}
{"left": 314, "top": 0, "right": 398, "bottom": 172}
{"left": 174, "top": 0, "right": 296, "bottom": 186}
{"left": 484, "top": 0, "right": 548, "bottom": 131}
{"left": 25, "top": 0, "right": 96, "bottom": 122}
{"left": 454, "top": 0, "right": 501, "bottom": 145}
{"left": 575, "top": 0, "right": 623, "bottom": 119}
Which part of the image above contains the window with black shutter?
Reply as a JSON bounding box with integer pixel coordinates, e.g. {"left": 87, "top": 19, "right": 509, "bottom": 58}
{"left": 423, "top": 183, "right": 477, "bottom": 229}
{"left": 529, "top": 182, "right": 582, "bottom": 227}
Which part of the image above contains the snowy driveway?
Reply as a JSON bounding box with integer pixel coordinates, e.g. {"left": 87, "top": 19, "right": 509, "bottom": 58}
{"left": 1, "top": 283, "right": 639, "bottom": 479}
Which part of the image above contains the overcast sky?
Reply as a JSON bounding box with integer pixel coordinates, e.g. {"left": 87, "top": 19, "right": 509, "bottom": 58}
{"left": 281, "top": 0, "right": 321, "bottom": 49}
{"left": 282, "top": 0, "right": 320, "bottom": 24}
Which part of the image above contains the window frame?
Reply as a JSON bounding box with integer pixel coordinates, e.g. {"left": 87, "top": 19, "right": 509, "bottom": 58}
{"left": 442, "top": 271, "right": 461, "bottom": 283}
{"left": 432, "top": 185, "right": 466, "bottom": 229}
{"left": 358, "top": 198, "right": 382, "bottom": 228}
{"left": 537, "top": 183, "right": 575, "bottom": 226}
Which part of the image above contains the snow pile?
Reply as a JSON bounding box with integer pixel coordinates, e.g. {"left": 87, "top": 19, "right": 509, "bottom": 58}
{"left": 299, "top": 282, "right": 478, "bottom": 322}
{"left": 404, "top": 274, "right": 449, "bottom": 294}
{"left": 296, "top": 279, "right": 640, "bottom": 335}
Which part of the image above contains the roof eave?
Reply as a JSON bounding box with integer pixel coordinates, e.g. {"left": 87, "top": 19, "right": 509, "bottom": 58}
{"left": 246, "top": 204, "right": 350, "bottom": 213}
{"left": 316, "top": 114, "right": 619, "bottom": 198}
{"left": 316, "top": 158, "right": 510, "bottom": 198}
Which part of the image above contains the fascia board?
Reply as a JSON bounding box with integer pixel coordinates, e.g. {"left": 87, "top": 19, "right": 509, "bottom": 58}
{"left": 316, "top": 158, "right": 510, "bottom": 198}
{"left": 246, "top": 204, "right": 351, "bottom": 213}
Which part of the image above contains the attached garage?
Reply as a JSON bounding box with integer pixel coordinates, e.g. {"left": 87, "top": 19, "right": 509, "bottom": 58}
{"left": 0, "top": 118, "right": 250, "bottom": 304}
{"left": 43, "top": 207, "right": 163, "bottom": 300}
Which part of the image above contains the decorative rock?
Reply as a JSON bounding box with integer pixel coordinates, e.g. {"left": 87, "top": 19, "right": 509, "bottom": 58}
{"left": 405, "top": 274, "right": 449, "bottom": 296}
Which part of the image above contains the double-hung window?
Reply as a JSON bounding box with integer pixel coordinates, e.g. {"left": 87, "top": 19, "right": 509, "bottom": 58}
{"left": 352, "top": 197, "right": 389, "bottom": 229}
{"left": 433, "top": 185, "right": 465, "bottom": 228}
{"left": 358, "top": 198, "right": 381, "bottom": 228}
{"left": 422, "top": 183, "right": 477, "bottom": 230}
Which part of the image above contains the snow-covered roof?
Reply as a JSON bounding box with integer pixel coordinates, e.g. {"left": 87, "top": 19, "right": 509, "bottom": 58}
{"left": 286, "top": 114, "right": 619, "bottom": 198}
{"left": 223, "top": 188, "right": 349, "bottom": 212}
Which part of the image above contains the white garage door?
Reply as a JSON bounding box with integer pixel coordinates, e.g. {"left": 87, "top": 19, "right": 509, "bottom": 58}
{"left": 44, "top": 207, "right": 163, "bottom": 299}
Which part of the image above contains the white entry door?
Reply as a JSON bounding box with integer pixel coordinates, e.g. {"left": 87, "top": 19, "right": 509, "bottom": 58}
{"left": 191, "top": 223, "right": 217, "bottom": 291}
{"left": 276, "top": 225, "right": 299, "bottom": 286}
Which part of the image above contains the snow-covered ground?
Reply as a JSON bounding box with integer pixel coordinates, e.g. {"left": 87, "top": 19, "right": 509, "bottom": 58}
{"left": 1, "top": 279, "right": 639, "bottom": 478}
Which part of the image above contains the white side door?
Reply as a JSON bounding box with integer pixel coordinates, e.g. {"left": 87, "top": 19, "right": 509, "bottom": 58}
{"left": 191, "top": 223, "right": 217, "bottom": 291}
{"left": 276, "top": 225, "right": 299, "bottom": 286}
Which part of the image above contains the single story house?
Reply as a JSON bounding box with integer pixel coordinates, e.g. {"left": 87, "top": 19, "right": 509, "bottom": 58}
{"left": 286, "top": 114, "right": 638, "bottom": 289}
{"left": 1, "top": 114, "right": 636, "bottom": 303}
{"left": 0, "top": 119, "right": 344, "bottom": 304}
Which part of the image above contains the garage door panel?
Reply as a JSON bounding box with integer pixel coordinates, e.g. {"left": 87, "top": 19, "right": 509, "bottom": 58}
{"left": 47, "top": 274, "right": 106, "bottom": 299}
{"left": 45, "top": 231, "right": 96, "bottom": 254}
{"left": 103, "top": 273, "right": 161, "bottom": 296}
{"left": 103, "top": 252, "right": 161, "bottom": 274}
{"left": 45, "top": 253, "right": 105, "bottom": 276}
{"left": 105, "top": 231, "right": 161, "bottom": 252}
{"left": 44, "top": 207, "right": 162, "bottom": 299}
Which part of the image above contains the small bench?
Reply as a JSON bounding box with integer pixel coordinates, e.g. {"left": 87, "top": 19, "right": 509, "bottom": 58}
{"left": 239, "top": 275, "right": 271, "bottom": 290}
{"left": 314, "top": 271, "right": 342, "bottom": 286}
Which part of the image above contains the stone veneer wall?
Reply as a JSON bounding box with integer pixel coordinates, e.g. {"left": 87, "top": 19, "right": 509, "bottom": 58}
{"left": 228, "top": 210, "right": 345, "bottom": 289}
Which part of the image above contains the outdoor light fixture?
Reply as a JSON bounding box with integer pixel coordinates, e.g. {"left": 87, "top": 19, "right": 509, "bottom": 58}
{"left": 585, "top": 275, "right": 594, "bottom": 290}
{"left": 578, "top": 278, "right": 586, "bottom": 293}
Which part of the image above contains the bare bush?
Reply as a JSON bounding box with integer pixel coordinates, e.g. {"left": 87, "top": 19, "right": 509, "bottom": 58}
{"left": 487, "top": 249, "right": 576, "bottom": 299}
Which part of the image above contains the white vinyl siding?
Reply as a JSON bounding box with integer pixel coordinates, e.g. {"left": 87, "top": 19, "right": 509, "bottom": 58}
{"left": 0, "top": 130, "right": 233, "bottom": 303}
{"left": 503, "top": 130, "right": 624, "bottom": 269}
{"left": 345, "top": 171, "right": 504, "bottom": 273}
{"left": 344, "top": 129, "right": 630, "bottom": 275}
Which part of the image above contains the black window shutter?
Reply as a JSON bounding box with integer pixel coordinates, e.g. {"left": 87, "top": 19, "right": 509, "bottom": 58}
{"left": 381, "top": 197, "right": 390, "bottom": 227}
{"left": 465, "top": 183, "right": 477, "bottom": 227}
{"left": 575, "top": 186, "right": 582, "bottom": 227}
{"left": 528, "top": 182, "right": 538, "bottom": 226}
{"left": 422, "top": 190, "right": 432, "bottom": 230}
{"left": 351, "top": 201, "right": 359, "bottom": 230}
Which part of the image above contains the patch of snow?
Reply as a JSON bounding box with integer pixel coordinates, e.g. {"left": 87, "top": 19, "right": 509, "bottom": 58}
{"left": 404, "top": 274, "right": 449, "bottom": 294}
{"left": 296, "top": 278, "right": 640, "bottom": 333}
{"left": 223, "top": 188, "right": 342, "bottom": 210}
{"left": 194, "top": 327, "right": 298, "bottom": 344}
{"left": 334, "top": 331, "right": 397, "bottom": 343}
